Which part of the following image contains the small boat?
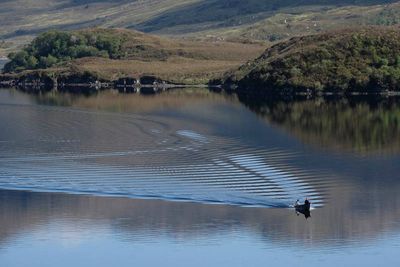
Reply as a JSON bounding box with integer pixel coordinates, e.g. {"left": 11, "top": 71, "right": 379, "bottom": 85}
{"left": 294, "top": 199, "right": 311, "bottom": 218}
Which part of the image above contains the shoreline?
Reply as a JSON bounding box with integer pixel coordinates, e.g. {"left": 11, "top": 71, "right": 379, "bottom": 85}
{"left": 0, "top": 72, "right": 220, "bottom": 93}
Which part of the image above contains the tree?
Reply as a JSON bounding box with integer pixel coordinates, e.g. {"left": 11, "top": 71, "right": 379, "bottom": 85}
{"left": 39, "top": 55, "right": 58, "bottom": 68}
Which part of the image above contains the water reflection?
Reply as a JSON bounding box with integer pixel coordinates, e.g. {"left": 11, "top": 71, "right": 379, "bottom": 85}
{"left": 18, "top": 88, "right": 400, "bottom": 155}
{"left": 1, "top": 88, "right": 400, "bottom": 266}
{"left": 0, "top": 88, "right": 400, "bottom": 218}
{"left": 237, "top": 92, "right": 400, "bottom": 154}
{"left": 0, "top": 189, "right": 398, "bottom": 248}
{"left": 31, "top": 88, "right": 236, "bottom": 113}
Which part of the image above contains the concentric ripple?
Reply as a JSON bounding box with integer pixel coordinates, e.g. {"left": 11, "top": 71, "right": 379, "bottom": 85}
{"left": 0, "top": 101, "right": 329, "bottom": 208}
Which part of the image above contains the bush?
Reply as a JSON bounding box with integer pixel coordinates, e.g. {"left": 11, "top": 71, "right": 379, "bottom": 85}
{"left": 3, "top": 29, "right": 125, "bottom": 72}
{"left": 225, "top": 27, "right": 400, "bottom": 92}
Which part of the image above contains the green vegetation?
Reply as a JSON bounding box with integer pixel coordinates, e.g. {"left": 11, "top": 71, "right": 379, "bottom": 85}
{"left": 135, "top": 0, "right": 397, "bottom": 33}
{"left": 4, "top": 29, "right": 173, "bottom": 72}
{"left": 223, "top": 27, "right": 400, "bottom": 92}
{"left": 1, "top": 28, "right": 264, "bottom": 84}
{"left": 371, "top": 6, "right": 400, "bottom": 25}
{"left": 2, "top": 0, "right": 400, "bottom": 56}
{"left": 0, "top": 40, "right": 12, "bottom": 49}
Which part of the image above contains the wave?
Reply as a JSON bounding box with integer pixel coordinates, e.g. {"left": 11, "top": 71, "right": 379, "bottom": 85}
{"left": 0, "top": 102, "right": 328, "bottom": 207}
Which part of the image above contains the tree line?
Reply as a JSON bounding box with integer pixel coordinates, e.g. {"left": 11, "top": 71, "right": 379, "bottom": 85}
{"left": 4, "top": 30, "right": 124, "bottom": 72}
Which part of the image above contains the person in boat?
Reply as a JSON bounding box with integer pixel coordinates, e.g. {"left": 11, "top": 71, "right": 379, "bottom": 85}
{"left": 304, "top": 198, "right": 310, "bottom": 208}
{"left": 295, "top": 198, "right": 311, "bottom": 218}
{"left": 294, "top": 198, "right": 310, "bottom": 208}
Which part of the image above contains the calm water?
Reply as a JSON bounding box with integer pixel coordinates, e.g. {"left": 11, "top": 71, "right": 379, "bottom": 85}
{"left": 0, "top": 88, "right": 400, "bottom": 266}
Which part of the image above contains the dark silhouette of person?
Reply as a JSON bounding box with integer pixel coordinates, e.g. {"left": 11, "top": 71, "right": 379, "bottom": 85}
{"left": 295, "top": 198, "right": 311, "bottom": 219}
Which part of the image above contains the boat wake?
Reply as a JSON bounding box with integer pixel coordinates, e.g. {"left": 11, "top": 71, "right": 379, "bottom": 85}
{"left": 0, "top": 102, "right": 329, "bottom": 208}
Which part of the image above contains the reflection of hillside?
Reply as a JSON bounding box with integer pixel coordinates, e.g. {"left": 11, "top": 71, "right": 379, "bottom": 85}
{"left": 237, "top": 93, "right": 400, "bottom": 154}
{"left": 2, "top": 88, "right": 400, "bottom": 248}
{"left": 1, "top": 187, "right": 400, "bottom": 248}
{"left": 32, "top": 88, "right": 237, "bottom": 114}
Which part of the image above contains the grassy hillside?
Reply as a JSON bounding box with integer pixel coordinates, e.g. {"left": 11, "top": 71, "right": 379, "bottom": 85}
{"left": 222, "top": 27, "right": 400, "bottom": 92}
{"left": 2, "top": 28, "right": 264, "bottom": 84}
{"left": 202, "top": 3, "right": 392, "bottom": 42}
{"left": 0, "top": 0, "right": 199, "bottom": 56}
{"left": 135, "top": 0, "right": 395, "bottom": 34}
{"left": 4, "top": 28, "right": 190, "bottom": 72}
{"left": 2, "top": 0, "right": 400, "bottom": 57}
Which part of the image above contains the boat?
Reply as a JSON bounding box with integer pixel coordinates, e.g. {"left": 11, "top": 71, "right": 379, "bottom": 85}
{"left": 294, "top": 199, "right": 311, "bottom": 218}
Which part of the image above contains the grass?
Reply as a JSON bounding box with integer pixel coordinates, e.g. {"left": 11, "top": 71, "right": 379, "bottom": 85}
{"left": 3, "top": 28, "right": 265, "bottom": 84}
{"left": 72, "top": 57, "right": 242, "bottom": 85}
{"left": 0, "top": 0, "right": 201, "bottom": 56}
{"left": 188, "top": 3, "right": 394, "bottom": 42}
{"left": 69, "top": 31, "right": 265, "bottom": 84}
{"left": 4, "top": 1, "right": 400, "bottom": 85}
{"left": 2, "top": 1, "right": 400, "bottom": 57}
{"left": 222, "top": 26, "right": 400, "bottom": 92}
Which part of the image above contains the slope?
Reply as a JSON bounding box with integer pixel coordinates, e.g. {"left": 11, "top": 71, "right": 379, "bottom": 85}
{"left": 1, "top": 0, "right": 400, "bottom": 57}
{"left": 2, "top": 28, "right": 265, "bottom": 84}
{"left": 222, "top": 26, "right": 400, "bottom": 92}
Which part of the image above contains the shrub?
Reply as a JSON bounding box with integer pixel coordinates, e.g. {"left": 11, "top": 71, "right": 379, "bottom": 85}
{"left": 4, "top": 30, "right": 126, "bottom": 72}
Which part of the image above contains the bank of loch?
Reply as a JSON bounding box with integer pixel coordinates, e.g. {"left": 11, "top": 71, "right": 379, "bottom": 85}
{"left": 0, "top": 28, "right": 264, "bottom": 90}
{"left": 221, "top": 27, "right": 400, "bottom": 94}
{"left": 4, "top": 26, "right": 400, "bottom": 94}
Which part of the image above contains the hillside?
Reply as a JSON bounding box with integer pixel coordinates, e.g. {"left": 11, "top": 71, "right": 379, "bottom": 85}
{"left": 202, "top": 2, "right": 400, "bottom": 42}
{"left": 135, "top": 0, "right": 396, "bottom": 34}
{"left": 2, "top": 0, "right": 400, "bottom": 56}
{"left": 1, "top": 28, "right": 264, "bottom": 84}
{"left": 0, "top": 0, "right": 199, "bottom": 56}
{"left": 221, "top": 27, "right": 400, "bottom": 92}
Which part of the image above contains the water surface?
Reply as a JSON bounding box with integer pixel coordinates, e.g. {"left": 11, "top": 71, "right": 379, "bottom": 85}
{"left": 0, "top": 88, "right": 399, "bottom": 266}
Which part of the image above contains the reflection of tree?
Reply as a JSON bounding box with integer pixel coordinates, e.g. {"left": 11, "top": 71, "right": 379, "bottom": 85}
{"left": 32, "top": 88, "right": 400, "bottom": 154}
{"left": 237, "top": 92, "right": 400, "bottom": 154}
{"left": 31, "top": 88, "right": 236, "bottom": 113}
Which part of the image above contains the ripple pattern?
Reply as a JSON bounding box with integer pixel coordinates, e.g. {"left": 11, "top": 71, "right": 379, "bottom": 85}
{"left": 0, "top": 102, "right": 329, "bottom": 207}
